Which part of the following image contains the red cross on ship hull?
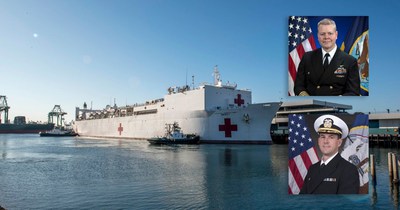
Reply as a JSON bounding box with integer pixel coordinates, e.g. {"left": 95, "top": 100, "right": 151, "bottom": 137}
{"left": 219, "top": 118, "right": 238, "bottom": 138}
{"left": 234, "top": 94, "right": 244, "bottom": 106}
{"left": 117, "top": 123, "right": 123, "bottom": 135}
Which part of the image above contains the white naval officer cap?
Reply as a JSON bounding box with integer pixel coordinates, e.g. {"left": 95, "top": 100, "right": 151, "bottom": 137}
{"left": 313, "top": 114, "right": 349, "bottom": 139}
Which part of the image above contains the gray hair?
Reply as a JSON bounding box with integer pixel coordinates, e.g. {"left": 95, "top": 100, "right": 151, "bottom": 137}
{"left": 318, "top": 18, "right": 337, "bottom": 31}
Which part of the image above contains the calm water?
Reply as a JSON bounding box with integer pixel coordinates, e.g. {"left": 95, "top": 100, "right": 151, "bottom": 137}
{"left": 0, "top": 134, "right": 397, "bottom": 209}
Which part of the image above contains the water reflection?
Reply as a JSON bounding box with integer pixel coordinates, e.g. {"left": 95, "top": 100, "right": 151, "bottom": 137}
{"left": 1, "top": 140, "right": 6, "bottom": 159}
{"left": 370, "top": 147, "right": 400, "bottom": 208}
{"left": 202, "top": 144, "right": 289, "bottom": 209}
{"left": 1, "top": 135, "right": 399, "bottom": 209}
{"left": 221, "top": 147, "right": 236, "bottom": 166}
{"left": 371, "top": 183, "right": 377, "bottom": 206}
{"left": 391, "top": 183, "right": 399, "bottom": 208}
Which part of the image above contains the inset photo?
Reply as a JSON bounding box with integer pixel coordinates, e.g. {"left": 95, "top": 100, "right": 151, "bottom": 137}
{"left": 288, "top": 16, "right": 369, "bottom": 96}
{"left": 288, "top": 113, "right": 369, "bottom": 194}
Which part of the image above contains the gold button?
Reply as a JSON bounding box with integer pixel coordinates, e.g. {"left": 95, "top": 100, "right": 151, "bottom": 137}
{"left": 317, "top": 86, "right": 320, "bottom": 89}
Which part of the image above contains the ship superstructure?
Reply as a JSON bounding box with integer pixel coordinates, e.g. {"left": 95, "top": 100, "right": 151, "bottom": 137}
{"left": 74, "top": 66, "right": 281, "bottom": 144}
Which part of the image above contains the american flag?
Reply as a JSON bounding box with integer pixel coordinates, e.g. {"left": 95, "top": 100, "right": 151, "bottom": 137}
{"left": 288, "top": 114, "right": 319, "bottom": 194}
{"left": 288, "top": 16, "right": 317, "bottom": 96}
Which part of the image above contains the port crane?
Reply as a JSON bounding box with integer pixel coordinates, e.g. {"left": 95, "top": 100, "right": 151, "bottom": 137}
{"left": 48, "top": 105, "right": 67, "bottom": 127}
{"left": 0, "top": 95, "right": 10, "bottom": 124}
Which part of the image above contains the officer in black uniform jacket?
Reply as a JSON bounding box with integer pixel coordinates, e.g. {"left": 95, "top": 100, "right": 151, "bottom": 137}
{"left": 294, "top": 18, "right": 360, "bottom": 96}
{"left": 300, "top": 114, "right": 359, "bottom": 194}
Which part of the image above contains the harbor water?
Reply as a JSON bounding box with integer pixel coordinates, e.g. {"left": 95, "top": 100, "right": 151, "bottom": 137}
{"left": 0, "top": 134, "right": 397, "bottom": 209}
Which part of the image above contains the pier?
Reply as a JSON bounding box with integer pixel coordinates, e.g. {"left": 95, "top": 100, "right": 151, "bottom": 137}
{"left": 369, "top": 134, "right": 400, "bottom": 148}
{"left": 369, "top": 113, "right": 400, "bottom": 148}
{"left": 369, "top": 128, "right": 400, "bottom": 149}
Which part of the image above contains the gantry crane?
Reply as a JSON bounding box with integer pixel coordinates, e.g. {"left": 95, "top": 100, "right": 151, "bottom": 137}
{"left": 0, "top": 95, "right": 10, "bottom": 124}
{"left": 48, "top": 105, "right": 67, "bottom": 127}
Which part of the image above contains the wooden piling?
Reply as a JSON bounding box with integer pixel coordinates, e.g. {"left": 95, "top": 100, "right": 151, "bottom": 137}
{"left": 370, "top": 154, "right": 376, "bottom": 185}
{"left": 393, "top": 153, "right": 400, "bottom": 207}
{"left": 392, "top": 153, "right": 399, "bottom": 184}
{"left": 389, "top": 152, "right": 393, "bottom": 178}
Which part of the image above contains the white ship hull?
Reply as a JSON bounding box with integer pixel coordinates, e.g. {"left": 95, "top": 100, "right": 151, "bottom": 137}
{"left": 74, "top": 67, "right": 281, "bottom": 144}
{"left": 74, "top": 102, "right": 280, "bottom": 144}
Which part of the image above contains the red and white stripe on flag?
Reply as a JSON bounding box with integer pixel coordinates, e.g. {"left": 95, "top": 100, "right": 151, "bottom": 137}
{"left": 288, "top": 147, "right": 319, "bottom": 194}
{"left": 288, "top": 16, "right": 317, "bottom": 96}
{"left": 287, "top": 114, "right": 320, "bottom": 194}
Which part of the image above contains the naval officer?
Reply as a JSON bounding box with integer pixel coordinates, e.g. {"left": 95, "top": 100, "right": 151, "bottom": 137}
{"left": 300, "top": 114, "right": 359, "bottom": 194}
{"left": 294, "top": 18, "right": 360, "bottom": 96}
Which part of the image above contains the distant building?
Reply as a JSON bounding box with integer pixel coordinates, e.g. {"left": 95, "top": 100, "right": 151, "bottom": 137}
{"left": 369, "top": 113, "right": 400, "bottom": 136}
{"left": 271, "top": 100, "right": 400, "bottom": 143}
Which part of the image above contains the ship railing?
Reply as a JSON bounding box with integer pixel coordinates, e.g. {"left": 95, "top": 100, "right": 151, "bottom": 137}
{"left": 76, "top": 97, "right": 166, "bottom": 121}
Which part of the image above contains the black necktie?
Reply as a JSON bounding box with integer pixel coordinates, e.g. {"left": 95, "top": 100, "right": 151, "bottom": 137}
{"left": 323, "top": 53, "right": 330, "bottom": 70}
{"left": 320, "top": 163, "right": 325, "bottom": 168}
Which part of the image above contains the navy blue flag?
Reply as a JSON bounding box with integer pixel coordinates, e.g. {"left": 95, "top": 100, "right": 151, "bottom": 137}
{"left": 341, "top": 114, "right": 369, "bottom": 194}
{"left": 340, "top": 16, "right": 369, "bottom": 96}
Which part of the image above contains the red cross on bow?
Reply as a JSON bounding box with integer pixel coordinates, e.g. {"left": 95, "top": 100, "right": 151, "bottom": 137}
{"left": 117, "top": 123, "right": 123, "bottom": 135}
{"left": 219, "top": 118, "right": 238, "bottom": 138}
{"left": 234, "top": 94, "right": 244, "bottom": 106}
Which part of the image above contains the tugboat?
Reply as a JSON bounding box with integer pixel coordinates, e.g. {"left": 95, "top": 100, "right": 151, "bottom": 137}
{"left": 147, "top": 122, "right": 200, "bottom": 145}
{"left": 39, "top": 126, "right": 78, "bottom": 137}
{"left": 39, "top": 105, "right": 78, "bottom": 137}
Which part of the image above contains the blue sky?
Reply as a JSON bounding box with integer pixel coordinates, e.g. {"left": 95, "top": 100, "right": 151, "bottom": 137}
{"left": 0, "top": 0, "right": 399, "bottom": 122}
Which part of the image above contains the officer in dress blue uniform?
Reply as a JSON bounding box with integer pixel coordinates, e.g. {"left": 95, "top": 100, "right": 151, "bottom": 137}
{"left": 294, "top": 18, "right": 360, "bottom": 96}
{"left": 300, "top": 114, "right": 359, "bottom": 194}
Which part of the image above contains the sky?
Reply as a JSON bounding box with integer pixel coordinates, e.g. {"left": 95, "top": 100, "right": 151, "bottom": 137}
{"left": 1, "top": 0, "right": 399, "bottom": 123}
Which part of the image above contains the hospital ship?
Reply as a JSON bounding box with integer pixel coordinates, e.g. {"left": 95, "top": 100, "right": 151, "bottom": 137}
{"left": 73, "top": 66, "right": 280, "bottom": 144}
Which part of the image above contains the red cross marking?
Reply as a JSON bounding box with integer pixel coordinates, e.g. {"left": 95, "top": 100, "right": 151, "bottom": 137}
{"left": 117, "top": 123, "right": 123, "bottom": 135}
{"left": 219, "top": 118, "right": 238, "bottom": 138}
{"left": 234, "top": 94, "right": 244, "bottom": 106}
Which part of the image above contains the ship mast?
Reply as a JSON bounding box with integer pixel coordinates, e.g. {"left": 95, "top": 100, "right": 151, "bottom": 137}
{"left": 213, "top": 65, "right": 222, "bottom": 86}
